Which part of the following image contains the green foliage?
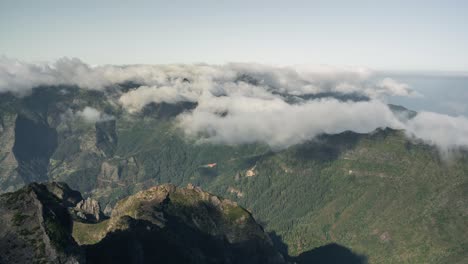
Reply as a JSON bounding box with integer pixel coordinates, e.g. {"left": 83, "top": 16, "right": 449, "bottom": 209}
{"left": 72, "top": 220, "right": 110, "bottom": 245}
{"left": 2, "top": 87, "right": 466, "bottom": 263}
{"left": 88, "top": 116, "right": 468, "bottom": 263}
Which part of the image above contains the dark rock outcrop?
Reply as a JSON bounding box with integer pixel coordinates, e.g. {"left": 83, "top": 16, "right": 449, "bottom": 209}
{"left": 0, "top": 182, "right": 84, "bottom": 264}
{"left": 0, "top": 182, "right": 286, "bottom": 264}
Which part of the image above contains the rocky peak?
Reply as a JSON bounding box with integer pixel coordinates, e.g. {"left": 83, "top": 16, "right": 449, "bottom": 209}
{"left": 78, "top": 183, "right": 286, "bottom": 263}
{"left": 74, "top": 197, "right": 102, "bottom": 222}
{"left": 1, "top": 182, "right": 286, "bottom": 264}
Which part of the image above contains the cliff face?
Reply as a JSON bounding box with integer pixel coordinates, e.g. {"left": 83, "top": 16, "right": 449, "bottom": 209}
{"left": 0, "top": 182, "right": 84, "bottom": 264}
{"left": 0, "top": 182, "right": 285, "bottom": 264}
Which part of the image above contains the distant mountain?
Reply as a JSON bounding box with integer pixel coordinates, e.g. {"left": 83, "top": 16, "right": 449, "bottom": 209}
{"left": 0, "top": 182, "right": 285, "bottom": 264}
{"left": 1, "top": 86, "right": 467, "bottom": 263}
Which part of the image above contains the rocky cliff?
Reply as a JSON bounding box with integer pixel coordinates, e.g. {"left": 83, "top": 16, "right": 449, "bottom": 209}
{"left": 0, "top": 182, "right": 285, "bottom": 264}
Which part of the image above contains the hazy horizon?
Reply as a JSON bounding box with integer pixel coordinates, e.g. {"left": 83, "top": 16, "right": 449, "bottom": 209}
{"left": 1, "top": 0, "right": 467, "bottom": 71}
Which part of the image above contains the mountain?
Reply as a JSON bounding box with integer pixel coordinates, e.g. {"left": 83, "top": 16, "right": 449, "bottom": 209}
{"left": 0, "top": 182, "right": 84, "bottom": 263}
{"left": 0, "top": 182, "right": 285, "bottom": 264}
{"left": 1, "top": 86, "right": 467, "bottom": 263}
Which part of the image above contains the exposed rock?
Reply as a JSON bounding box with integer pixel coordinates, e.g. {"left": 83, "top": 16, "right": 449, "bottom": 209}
{"left": 245, "top": 165, "right": 257, "bottom": 177}
{"left": 74, "top": 198, "right": 102, "bottom": 222}
{"left": 227, "top": 186, "right": 244, "bottom": 198}
{"left": 1, "top": 182, "right": 285, "bottom": 263}
{"left": 99, "top": 161, "right": 119, "bottom": 181}
{"left": 103, "top": 204, "right": 113, "bottom": 216}
{"left": 0, "top": 113, "right": 21, "bottom": 193}
{"left": 77, "top": 183, "right": 286, "bottom": 264}
{"left": 95, "top": 120, "right": 117, "bottom": 157}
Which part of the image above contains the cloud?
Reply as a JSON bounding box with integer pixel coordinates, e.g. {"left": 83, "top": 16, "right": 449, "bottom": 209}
{"left": 177, "top": 96, "right": 404, "bottom": 149}
{"left": 119, "top": 84, "right": 201, "bottom": 113}
{"left": 376, "top": 78, "right": 419, "bottom": 97}
{"left": 404, "top": 112, "right": 468, "bottom": 155}
{"left": 1, "top": 57, "right": 414, "bottom": 99}
{"left": 114, "top": 63, "right": 416, "bottom": 112}
{"left": 0, "top": 57, "right": 110, "bottom": 95}
{"left": 61, "top": 107, "right": 114, "bottom": 124}
{"left": 3, "top": 57, "right": 467, "bottom": 155}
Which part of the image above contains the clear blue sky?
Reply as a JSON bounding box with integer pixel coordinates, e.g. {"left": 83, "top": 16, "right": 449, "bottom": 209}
{"left": 1, "top": 0, "right": 467, "bottom": 71}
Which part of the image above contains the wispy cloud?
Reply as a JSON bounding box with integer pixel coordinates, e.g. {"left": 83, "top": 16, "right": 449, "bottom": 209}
{"left": 61, "top": 106, "right": 114, "bottom": 124}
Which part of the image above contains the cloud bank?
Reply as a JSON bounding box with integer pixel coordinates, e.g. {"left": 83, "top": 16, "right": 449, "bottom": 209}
{"left": 405, "top": 112, "right": 468, "bottom": 154}
{"left": 1, "top": 57, "right": 467, "bottom": 154}
{"left": 177, "top": 97, "right": 403, "bottom": 149}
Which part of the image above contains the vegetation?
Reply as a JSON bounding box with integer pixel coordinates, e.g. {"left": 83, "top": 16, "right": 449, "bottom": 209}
{"left": 72, "top": 220, "right": 110, "bottom": 245}
{"left": 1, "top": 87, "right": 467, "bottom": 263}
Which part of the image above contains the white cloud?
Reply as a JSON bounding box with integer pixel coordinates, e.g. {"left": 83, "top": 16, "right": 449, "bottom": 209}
{"left": 404, "top": 112, "right": 468, "bottom": 154}
{"left": 376, "top": 78, "right": 419, "bottom": 97}
{"left": 177, "top": 97, "right": 404, "bottom": 149}
{"left": 119, "top": 84, "right": 201, "bottom": 113}
{"left": 74, "top": 107, "right": 114, "bottom": 123}
{"left": 3, "top": 57, "right": 468, "bottom": 154}
{"left": 1, "top": 57, "right": 415, "bottom": 100}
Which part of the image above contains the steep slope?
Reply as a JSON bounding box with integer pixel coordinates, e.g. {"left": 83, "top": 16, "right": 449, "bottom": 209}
{"left": 216, "top": 129, "right": 468, "bottom": 263}
{"left": 74, "top": 183, "right": 285, "bottom": 264}
{"left": 0, "top": 182, "right": 285, "bottom": 264}
{"left": 0, "top": 182, "right": 84, "bottom": 264}
{"left": 1, "top": 87, "right": 467, "bottom": 263}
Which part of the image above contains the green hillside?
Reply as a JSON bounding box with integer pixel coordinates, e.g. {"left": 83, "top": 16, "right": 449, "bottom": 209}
{"left": 1, "top": 87, "right": 467, "bottom": 263}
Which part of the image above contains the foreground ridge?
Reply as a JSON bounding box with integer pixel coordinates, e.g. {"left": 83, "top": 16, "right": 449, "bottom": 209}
{"left": 0, "top": 182, "right": 286, "bottom": 264}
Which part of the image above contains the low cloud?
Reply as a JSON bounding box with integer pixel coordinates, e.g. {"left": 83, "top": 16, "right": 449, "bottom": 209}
{"left": 404, "top": 112, "right": 468, "bottom": 155}
{"left": 376, "top": 78, "right": 420, "bottom": 97}
{"left": 119, "top": 84, "right": 201, "bottom": 113}
{"left": 2, "top": 57, "right": 467, "bottom": 154}
{"left": 177, "top": 97, "right": 404, "bottom": 149}
{"left": 62, "top": 107, "right": 114, "bottom": 124}
{"left": 1, "top": 57, "right": 412, "bottom": 99}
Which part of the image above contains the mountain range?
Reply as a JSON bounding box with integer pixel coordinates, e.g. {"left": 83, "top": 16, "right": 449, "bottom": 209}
{"left": 0, "top": 80, "right": 467, "bottom": 263}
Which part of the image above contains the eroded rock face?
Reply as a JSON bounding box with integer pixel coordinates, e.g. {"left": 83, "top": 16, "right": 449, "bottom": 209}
{"left": 95, "top": 120, "right": 117, "bottom": 158}
{"left": 74, "top": 198, "right": 102, "bottom": 222}
{"left": 0, "top": 113, "right": 21, "bottom": 193}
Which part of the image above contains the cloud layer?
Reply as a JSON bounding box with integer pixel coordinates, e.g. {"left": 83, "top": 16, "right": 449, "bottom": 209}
{"left": 177, "top": 97, "right": 403, "bottom": 149}
{"left": 1, "top": 57, "right": 467, "bottom": 154}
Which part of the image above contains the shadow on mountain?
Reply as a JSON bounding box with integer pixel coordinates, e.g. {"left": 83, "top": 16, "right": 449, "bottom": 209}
{"left": 268, "top": 231, "right": 289, "bottom": 258}
{"left": 292, "top": 243, "right": 368, "bottom": 264}
{"left": 13, "top": 114, "right": 58, "bottom": 183}
{"left": 294, "top": 128, "right": 404, "bottom": 163}
{"left": 269, "top": 232, "right": 367, "bottom": 264}
{"left": 294, "top": 131, "right": 364, "bottom": 162}
{"left": 141, "top": 101, "right": 198, "bottom": 119}
{"left": 85, "top": 199, "right": 284, "bottom": 264}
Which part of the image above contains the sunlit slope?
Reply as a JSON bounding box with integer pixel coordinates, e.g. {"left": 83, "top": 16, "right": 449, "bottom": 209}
{"left": 1, "top": 87, "right": 466, "bottom": 263}
{"left": 107, "top": 116, "right": 467, "bottom": 263}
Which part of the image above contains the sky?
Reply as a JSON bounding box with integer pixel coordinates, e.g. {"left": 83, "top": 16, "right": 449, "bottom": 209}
{"left": 1, "top": 0, "right": 467, "bottom": 71}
